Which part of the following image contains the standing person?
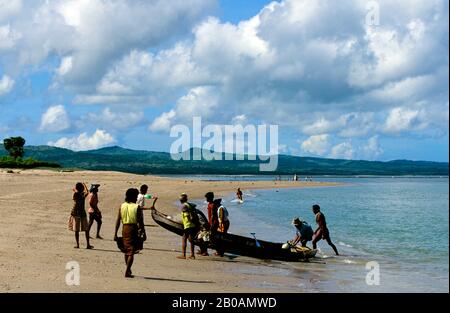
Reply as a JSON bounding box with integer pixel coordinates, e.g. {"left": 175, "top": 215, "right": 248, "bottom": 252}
{"left": 137, "top": 184, "right": 158, "bottom": 210}
{"left": 311, "top": 204, "right": 339, "bottom": 255}
{"left": 88, "top": 184, "right": 103, "bottom": 239}
{"left": 205, "top": 192, "right": 218, "bottom": 230}
{"left": 114, "top": 188, "right": 146, "bottom": 278}
{"left": 290, "top": 217, "right": 313, "bottom": 247}
{"left": 214, "top": 199, "right": 230, "bottom": 257}
{"left": 216, "top": 199, "right": 230, "bottom": 234}
{"left": 236, "top": 188, "right": 243, "bottom": 201}
{"left": 68, "top": 182, "right": 93, "bottom": 249}
{"left": 177, "top": 193, "right": 198, "bottom": 260}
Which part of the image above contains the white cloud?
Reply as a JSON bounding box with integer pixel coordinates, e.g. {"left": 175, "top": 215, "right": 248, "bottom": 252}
{"left": 0, "top": 75, "right": 14, "bottom": 96}
{"left": 48, "top": 129, "right": 115, "bottom": 151}
{"left": 329, "top": 142, "right": 355, "bottom": 160}
{"left": 361, "top": 136, "right": 383, "bottom": 160}
{"left": 39, "top": 105, "right": 70, "bottom": 132}
{"left": 57, "top": 56, "right": 73, "bottom": 76}
{"left": 0, "top": 0, "right": 22, "bottom": 23}
{"left": 0, "top": 24, "right": 21, "bottom": 50}
{"left": 149, "top": 110, "right": 176, "bottom": 133}
{"left": 1, "top": 0, "right": 216, "bottom": 88}
{"left": 80, "top": 107, "right": 144, "bottom": 131}
{"left": 300, "top": 134, "right": 330, "bottom": 156}
{"left": 383, "top": 107, "right": 425, "bottom": 134}
{"left": 149, "top": 86, "right": 219, "bottom": 132}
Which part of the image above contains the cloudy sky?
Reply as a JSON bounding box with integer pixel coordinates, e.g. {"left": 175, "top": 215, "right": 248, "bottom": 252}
{"left": 0, "top": 0, "right": 448, "bottom": 161}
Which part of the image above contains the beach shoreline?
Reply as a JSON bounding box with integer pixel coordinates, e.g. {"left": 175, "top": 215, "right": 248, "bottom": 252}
{"left": 0, "top": 168, "right": 342, "bottom": 292}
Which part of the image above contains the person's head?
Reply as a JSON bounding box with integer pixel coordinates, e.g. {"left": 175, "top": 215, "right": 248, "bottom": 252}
{"left": 312, "top": 204, "right": 321, "bottom": 214}
{"left": 75, "top": 182, "right": 84, "bottom": 193}
{"left": 237, "top": 188, "right": 241, "bottom": 191}
{"left": 292, "top": 217, "right": 302, "bottom": 226}
{"left": 140, "top": 184, "right": 148, "bottom": 195}
{"left": 179, "top": 193, "right": 188, "bottom": 204}
{"left": 213, "top": 198, "right": 222, "bottom": 207}
{"left": 125, "top": 188, "right": 139, "bottom": 203}
{"left": 90, "top": 184, "right": 100, "bottom": 194}
{"left": 205, "top": 192, "right": 214, "bottom": 202}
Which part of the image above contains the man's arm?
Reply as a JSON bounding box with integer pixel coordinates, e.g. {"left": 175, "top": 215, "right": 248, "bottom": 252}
{"left": 82, "top": 183, "right": 89, "bottom": 197}
{"left": 139, "top": 197, "right": 158, "bottom": 211}
{"left": 114, "top": 209, "right": 121, "bottom": 241}
{"left": 291, "top": 234, "right": 300, "bottom": 245}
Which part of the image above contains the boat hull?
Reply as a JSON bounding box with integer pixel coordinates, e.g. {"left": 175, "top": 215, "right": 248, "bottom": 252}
{"left": 151, "top": 209, "right": 316, "bottom": 261}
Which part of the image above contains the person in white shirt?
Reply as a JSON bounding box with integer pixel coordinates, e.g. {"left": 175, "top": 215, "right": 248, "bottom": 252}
{"left": 137, "top": 184, "right": 157, "bottom": 210}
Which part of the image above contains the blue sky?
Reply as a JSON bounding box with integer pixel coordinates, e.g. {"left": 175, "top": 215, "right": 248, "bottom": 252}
{"left": 0, "top": 0, "right": 448, "bottom": 162}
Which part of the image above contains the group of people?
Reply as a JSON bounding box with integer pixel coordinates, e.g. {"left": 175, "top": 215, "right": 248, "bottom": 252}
{"left": 68, "top": 182, "right": 102, "bottom": 249}
{"left": 177, "top": 192, "right": 230, "bottom": 260}
{"left": 68, "top": 182, "right": 337, "bottom": 278}
{"left": 289, "top": 204, "right": 339, "bottom": 255}
{"left": 68, "top": 182, "right": 157, "bottom": 277}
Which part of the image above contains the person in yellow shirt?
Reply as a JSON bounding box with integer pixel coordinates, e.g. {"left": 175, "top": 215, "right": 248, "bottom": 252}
{"left": 114, "top": 188, "right": 146, "bottom": 278}
{"left": 177, "top": 193, "right": 199, "bottom": 260}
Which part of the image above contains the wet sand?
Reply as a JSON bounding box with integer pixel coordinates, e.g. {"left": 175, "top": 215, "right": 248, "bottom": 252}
{"left": 0, "top": 169, "right": 340, "bottom": 292}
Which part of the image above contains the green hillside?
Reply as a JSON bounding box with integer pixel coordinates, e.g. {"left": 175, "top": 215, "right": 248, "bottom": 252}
{"left": 0, "top": 144, "right": 447, "bottom": 175}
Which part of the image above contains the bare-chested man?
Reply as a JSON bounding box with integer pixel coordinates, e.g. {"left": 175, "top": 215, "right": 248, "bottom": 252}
{"left": 312, "top": 204, "right": 339, "bottom": 255}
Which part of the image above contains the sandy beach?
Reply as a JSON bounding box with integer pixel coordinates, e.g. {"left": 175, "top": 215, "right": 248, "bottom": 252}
{"left": 0, "top": 169, "right": 340, "bottom": 293}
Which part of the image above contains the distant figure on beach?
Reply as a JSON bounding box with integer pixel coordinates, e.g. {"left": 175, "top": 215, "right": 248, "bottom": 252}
{"left": 178, "top": 193, "right": 199, "bottom": 260}
{"left": 114, "top": 188, "right": 146, "bottom": 278}
{"left": 68, "top": 182, "right": 93, "bottom": 249}
{"left": 312, "top": 204, "right": 339, "bottom": 255}
{"left": 290, "top": 217, "right": 313, "bottom": 247}
{"left": 87, "top": 184, "right": 103, "bottom": 239}
{"left": 137, "top": 184, "right": 158, "bottom": 210}
{"left": 236, "top": 188, "right": 243, "bottom": 201}
{"left": 293, "top": 174, "right": 298, "bottom": 181}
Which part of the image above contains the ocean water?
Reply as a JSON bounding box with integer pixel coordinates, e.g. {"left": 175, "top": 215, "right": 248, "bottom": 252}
{"left": 192, "top": 176, "right": 449, "bottom": 292}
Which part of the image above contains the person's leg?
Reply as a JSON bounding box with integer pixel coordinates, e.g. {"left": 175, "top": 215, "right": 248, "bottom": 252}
{"left": 87, "top": 214, "right": 94, "bottom": 236}
{"left": 74, "top": 231, "right": 80, "bottom": 248}
{"left": 96, "top": 215, "right": 103, "bottom": 238}
{"left": 312, "top": 233, "right": 321, "bottom": 250}
{"left": 188, "top": 232, "right": 195, "bottom": 259}
{"left": 325, "top": 236, "right": 339, "bottom": 255}
{"left": 125, "top": 254, "right": 134, "bottom": 277}
{"left": 178, "top": 233, "right": 187, "bottom": 259}
{"left": 301, "top": 239, "right": 307, "bottom": 247}
{"left": 85, "top": 231, "right": 93, "bottom": 249}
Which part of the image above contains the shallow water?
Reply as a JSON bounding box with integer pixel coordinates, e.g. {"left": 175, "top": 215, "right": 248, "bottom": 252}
{"left": 194, "top": 177, "right": 449, "bottom": 292}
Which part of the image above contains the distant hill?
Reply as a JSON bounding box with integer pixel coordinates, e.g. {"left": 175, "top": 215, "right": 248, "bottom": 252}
{"left": 0, "top": 144, "right": 448, "bottom": 175}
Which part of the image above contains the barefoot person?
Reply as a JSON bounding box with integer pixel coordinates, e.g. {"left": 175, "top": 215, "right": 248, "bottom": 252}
{"left": 205, "top": 192, "right": 218, "bottom": 231}
{"left": 114, "top": 188, "right": 146, "bottom": 278}
{"left": 87, "top": 184, "right": 103, "bottom": 239}
{"left": 177, "top": 193, "right": 199, "bottom": 260}
{"left": 68, "top": 182, "right": 93, "bottom": 249}
{"left": 312, "top": 204, "right": 339, "bottom": 255}
{"left": 214, "top": 198, "right": 229, "bottom": 257}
